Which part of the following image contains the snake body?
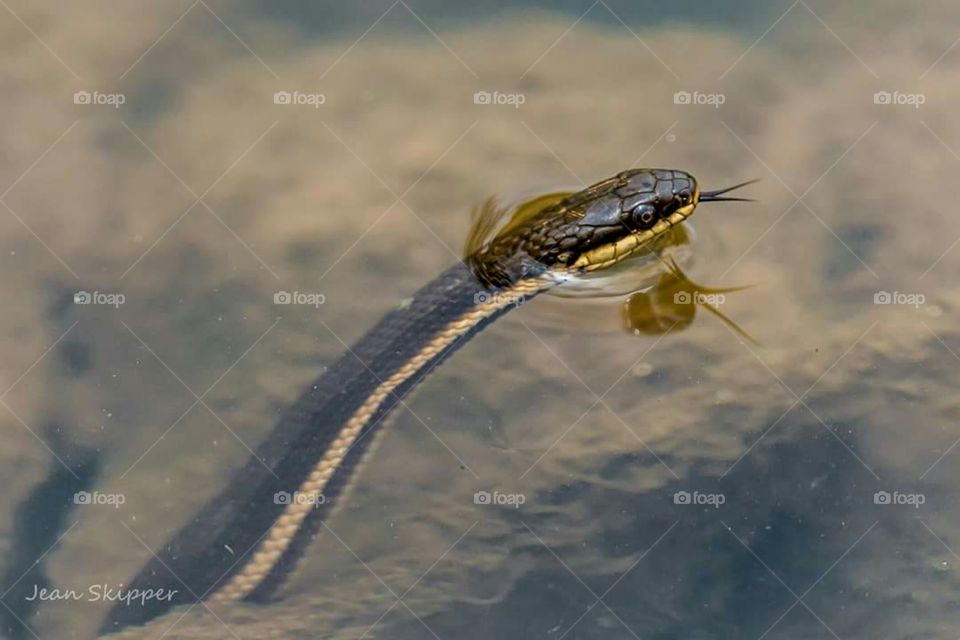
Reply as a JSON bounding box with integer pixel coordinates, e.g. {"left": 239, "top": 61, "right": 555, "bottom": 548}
{"left": 102, "top": 264, "right": 550, "bottom": 632}
{"left": 101, "top": 168, "right": 751, "bottom": 633}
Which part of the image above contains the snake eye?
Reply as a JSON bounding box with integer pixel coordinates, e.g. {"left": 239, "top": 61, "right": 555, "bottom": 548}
{"left": 631, "top": 204, "right": 658, "bottom": 230}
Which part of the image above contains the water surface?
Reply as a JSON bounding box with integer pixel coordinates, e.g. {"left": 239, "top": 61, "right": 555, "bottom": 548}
{"left": 2, "top": 1, "right": 960, "bottom": 638}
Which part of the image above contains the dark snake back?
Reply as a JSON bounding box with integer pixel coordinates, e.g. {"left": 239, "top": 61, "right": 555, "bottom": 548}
{"left": 101, "top": 263, "right": 531, "bottom": 634}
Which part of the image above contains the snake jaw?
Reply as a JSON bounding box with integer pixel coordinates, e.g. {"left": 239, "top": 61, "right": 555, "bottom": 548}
{"left": 572, "top": 205, "right": 695, "bottom": 272}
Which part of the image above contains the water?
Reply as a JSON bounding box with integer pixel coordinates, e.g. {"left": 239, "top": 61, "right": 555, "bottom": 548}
{"left": 2, "top": 1, "right": 960, "bottom": 638}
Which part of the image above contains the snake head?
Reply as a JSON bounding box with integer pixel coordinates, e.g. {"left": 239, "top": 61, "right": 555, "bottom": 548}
{"left": 579, "top": 168, "right": 699, "bottom": 231}
{"left": 467, "top": 168, "right": 755, "bottom": 287}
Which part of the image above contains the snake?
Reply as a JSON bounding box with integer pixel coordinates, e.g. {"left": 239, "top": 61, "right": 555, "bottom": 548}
{"left": 100, "top": 168, "right": 753, "bottom": 634}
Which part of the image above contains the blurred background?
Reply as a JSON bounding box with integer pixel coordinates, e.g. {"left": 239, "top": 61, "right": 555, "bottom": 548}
{"left": 2, "top": 1, "right": 960, "bottom": 637}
